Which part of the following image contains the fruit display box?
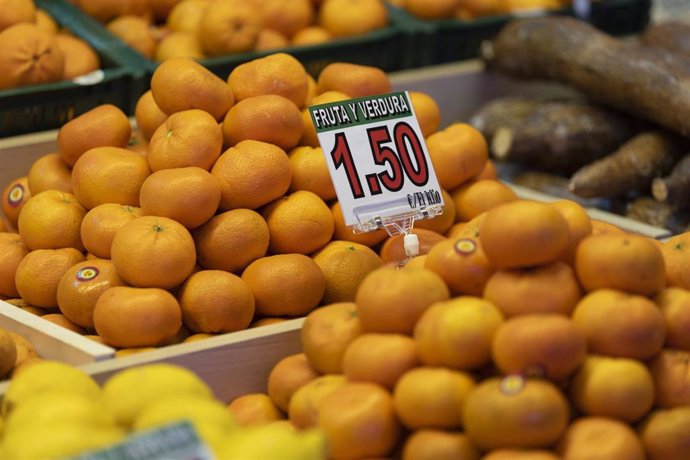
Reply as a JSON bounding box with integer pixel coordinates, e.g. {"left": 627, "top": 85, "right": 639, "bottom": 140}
{"left": 0, "top": 60, "right": 672, "bottom": 402}
{"left": 0, "top": 0, "right": 143, "bottom": 139}
{"left": 398, "top": 0, "right": 653, "bottom": 68}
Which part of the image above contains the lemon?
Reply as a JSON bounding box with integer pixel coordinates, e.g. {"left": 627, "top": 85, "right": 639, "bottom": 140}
{"left": 133, "top": 396, "right": 236, "bottom": 455}
{"left": 4, "top": 391, "right": 117, "bottom": 436}
{"left": 2, "top": 360, "right": 101, "bottom": 415}
{"left": 220, "top": 423, "right": 327, "bottom": 460}
{"left": 102, "top": 363, "right": 214, "bottom": 427}
{"left": 1, "top": 423, "right": 125, "bottom": 459}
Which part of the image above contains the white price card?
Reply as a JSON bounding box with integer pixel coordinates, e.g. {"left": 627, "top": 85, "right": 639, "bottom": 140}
{"left": 310, "top": 91, "right": 444, "bottom": 232}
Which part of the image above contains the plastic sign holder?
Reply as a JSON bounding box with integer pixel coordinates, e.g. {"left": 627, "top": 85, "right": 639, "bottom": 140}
{"left": 310, "top": 91, "right": 444, "bottom": 259}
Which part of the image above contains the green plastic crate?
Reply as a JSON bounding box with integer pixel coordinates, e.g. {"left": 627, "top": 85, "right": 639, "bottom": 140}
{"left": 0, "top": 0, "right": 141, "bottom": 138}
{"left": 393, "top": 0, "right": 652, "bottom": 67}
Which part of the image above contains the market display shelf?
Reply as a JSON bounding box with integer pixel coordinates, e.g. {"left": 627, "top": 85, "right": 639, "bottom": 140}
{"left": 397, "top": 0, "right": 653, "bottom": 67}
{"left": 0, "top": 0, "right": 142, "bottom": 138}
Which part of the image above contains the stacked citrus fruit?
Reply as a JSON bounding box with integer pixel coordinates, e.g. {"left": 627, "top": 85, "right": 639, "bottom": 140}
{"left": 72, "top": 0, "right": 390, "bottom": 62}
{"left": 391, "top": 0, "right": 571, "bottom": 20}
{"left": 0, "top": 0, "right": 101, "bottom": 90}
{"left": 0, "top": 360, "right": 326, "bottom": 459}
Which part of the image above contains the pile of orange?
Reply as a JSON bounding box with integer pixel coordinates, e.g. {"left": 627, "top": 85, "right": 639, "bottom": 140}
{"left": 71, "top": 0, "right": 390, "bottom": 62}
{"left": 0, "top": 0, "right": 101, "bottom": 90}
{"left": 392, "top": 0, "right": 571, "bottom": 20}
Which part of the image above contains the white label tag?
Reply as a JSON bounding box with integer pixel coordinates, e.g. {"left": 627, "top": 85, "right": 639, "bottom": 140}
{"left": 310, "top": 91, "right": 444, "bottom": 230}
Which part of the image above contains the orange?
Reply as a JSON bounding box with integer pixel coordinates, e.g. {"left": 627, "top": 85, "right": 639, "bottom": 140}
{"left": 492, "top": 314, "right": 586, "bottom": 381}
{"left": 316, "top": 62, "right": 391, "bottom": 97}
{"left": 287, "top": 146, "right": 336, "bottom": 201}
{"left": 482, "top": 261, "right": 582, "bottom": 317}
{"left": 14, "top": 248, "right": 85, "bottom": 309}
{"left": 405, "top": 0, "right": 461, "bottom": 18}
{"left": 177, "top": 270, "right": 255, "bottom": 333}
{"left": 76, "top": 0, "right": 126, "bottom": 22}
{"left": 254, "top": 29, "right": 289, "bottom": 50}
{"left": 402, "top": 430, "right": 480, "bottom": 460}
{"left": 393, "top": 366, "right": 475, "bottom": 429}
{"left": 415, "top": 190, "right": 457, "bottom": 235}
{"left": 312, "top": 240, "right": 384, "bottom": 304}
{"left": 80, "top": 204, "right": 142, "bottom": 259}
{"left": 404, "top": 254, "right": 427, "bottom": 269}
{"left": 134, "top": 90, "right": 168, "bottom": 142}
{"left": 151, "top": 0, "right": 184, "bottom": 21}
{"left": 147, "top": 109, "right": 223, "bottom": 171}
{"left": 483, "top": 450, "right": 558, "bottom": 460}
{"left": 222, "top": 94, "right": 303, "bottom": 151}
{"left": 106, "top": 15, "right": 157, "bottom": 59}
{"left": 575, "top": 233, "right": 665, "bottom": 295}
{"left": 316, "top": 382, "right": 401, "bottom": 459}
{"left": 55, "top": 33, "right": 100, "bottom": 80}
{"left": 300, "top": 301, "right": 362, "bottom": 374}
{"left": 260, "top": 0, "right": 314, "bottom": 38}
{"left": 414, "top": 296, "right": 504, "bottom": 370}
{"left": 0, "top": 0, "right": 36, "bottom": 32}
{"left": 93, "top": 286, "right": 182, "bottom": 348}
{"left": 227, "top": 393, "right": 284, "bottom": 426}
{"left": 426, "top": 123, "right": 488, "bottom": 190}
{"left": 57, "top": 104, "right": 132, "bottom": 167}
{"left": 656, "top": 287, "right": 690, "bottom": 350}
{"left": 291, "top": 26, "right": 332, "bottom": 46}
{"left": 379, "top": 228, "right": 447, "bottom": 265}
{"left": 451, "top": 179, "right": 518, "bottom": 222}
{"left": 262, "top": 190, "right": 334, "bottom": 255}
{"left": 330, "top": 201, "right": 388, "bottom": 247}
{"left": 167, "top": 0, "right": 209, "bottom": 33}
{"left": 288, "top": 374, "right": 347, "bottom": 429}
{"left": 56, "top": 259, "right": 126, "bottom": 330}
{"left": 355, "top": 267, "right": 449, "bottom": 334}
{"left": 228, "top": 52, "right": 310, "bottom": 108}
{"left": 479, "top": 200, "right": 569, "bottom": 269}
{"left": 571, "top": 288, "right": 665, "bottom": 360}
{"left": 34, "top": 8, "right": 58, "bottom": 34}
{"left": 182, "top": 333, "right": 214, "bottom": 343}
{"left": 342, "top": 333, "right": 418, "bottom": 390}
{"left": 591, "top": 218, "right": 626, "bottom": 236}
{"left": 197, "top": 0, "right": 261, "bottom": 56}
{"left": 1, "top": 177, "right": 31, "bottom": 230}
{"left": 424, "top": 235, "right": 495, "bottom": 296}
{"left": 409, "top": 91, "right": 441, "bottom": 138}
{"left": 0, "top": 23, "right": 64, "bottom": 90}
{"left": 463, "top": 376, "right": 569, "bottom": 451}
{"left": 267, "top": 353, "right": 320, "bottom": 413}
{"left": 250, "top": 317, "right": 288, "bottom": 328}
{"left": 110, "top": 216, "right": 196, "bottom": 289}
{"left": 570, "top": 355, "right": 655, "bottom": 422}
{"left": 300, "top": 90, "right": 350, "bottom": 147}
{"left": 556, "top": 417, "right": 646, "bottom": 460}
{"left": 639, "top": 406, "right": 690, "bottom": 460}
{"left": 648, "top": 349, "right": 690, "bottom": 409}
{"left": 193, "top": 209, "right": 269, "bottom": 274}
{"left": 139, "top": 167, "right": 221, "bottom": 229}
{"left": 318, "top": 0, "right": 388, "bottom": 37}
{"left": 71, "top": 147, "right": 151, "bottom": 210}
{"left": 550, "top": 199, "right": 593, "bottom": 264}
{"left": 211, "top": 140, "right": 292, "bottom": 211}
{"left": 0, "top": 233, "right": 29, "bottom": 298}
{"left": 154, "top": 31, "right": 205, "bottom": 61}
{"left": 241, "top": 253, "right": 326, "bottom": 317}
{"left": 26, "top": 153, "right": 73, "bottom": 195}
{"left": 150, "top": 57, "right": 234, "bottom": 121}
{"left": 17, "top": 190, "right": 86, "bottom": 251}
{"left": 661, "top": 232, "right": 690, "bottom": 289}
{"left": 474, "top": 158, "right": 498, "bottom": 181}
{"left": 41, "top": 313, "right": 85, "bottom": 334}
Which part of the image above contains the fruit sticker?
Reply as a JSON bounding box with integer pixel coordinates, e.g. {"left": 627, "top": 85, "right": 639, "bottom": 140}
{"left": 7, "top": 183, "right": 24, "bottom": 207}
{"left": 454, "top": 238, "right": 477, "bottom": 255}
{"left": 500, "top": 375, "right": 525, "bottom": 395}
{"left": 76, "top": 266, "right": 100, "bottom": 282}
{"left": 310, "top": 91, "right": 444, "bottom": 231}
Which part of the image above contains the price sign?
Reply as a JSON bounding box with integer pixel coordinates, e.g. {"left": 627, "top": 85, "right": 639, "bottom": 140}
{"left": 310, "top": 91, "right": 443, "bottom": 231}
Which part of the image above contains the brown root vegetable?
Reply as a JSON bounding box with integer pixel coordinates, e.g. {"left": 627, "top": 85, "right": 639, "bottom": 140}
{"left": 652, "top": 154, "right": 690, "bottom": 211}
{"left": 568, "top": 131, "right": 685, "bottom": 198}
{"left": 625, "top": 196, "right": 690, "bottom": 234}
{"left": 641, "top": 21, "right": 690, "bottom": 58}
{"left": 469, "top": 97, "right": 541, "bottom": 140}
{"left": 482, "top": 16, "right": 690, "bottom": 136}
{"left": 475, "top": 98, "right": 639, "bottom": 174}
